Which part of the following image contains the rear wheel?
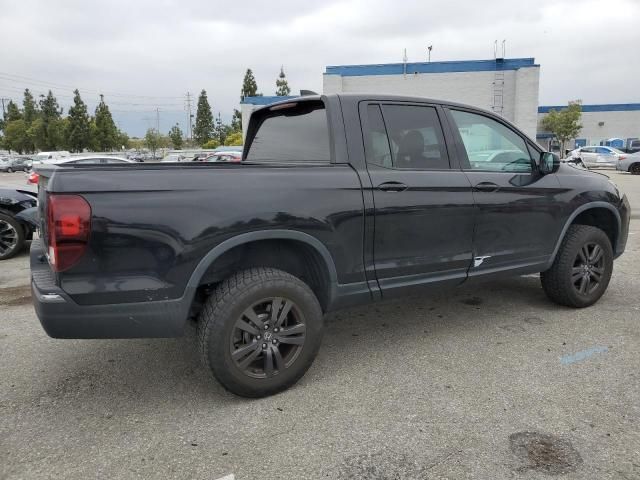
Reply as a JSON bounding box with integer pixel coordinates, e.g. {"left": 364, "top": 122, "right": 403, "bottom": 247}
{"left": 198, "top": 267, "right": 324, "bottom": 397}
{"left": 630, "top": 163, "right": 640, "bottom": 175}
{"left": 0, "top": 213, "right": 25, "bottom": 260}
{"left": 541, "top": 225, "right": 613, "bottom": 308}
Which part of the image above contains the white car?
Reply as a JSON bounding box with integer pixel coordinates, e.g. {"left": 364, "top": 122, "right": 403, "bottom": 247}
{"left": 33, "top": 151, "right": 71, "bottom": 164}
{"left": 566, "top": 146, "right": 627, "bottom": 168}
{"left": 616, "top": 152, "right": 640, "bottom": 175}
{"left": 162, "top": 153, "right": 187, "bottom": 162}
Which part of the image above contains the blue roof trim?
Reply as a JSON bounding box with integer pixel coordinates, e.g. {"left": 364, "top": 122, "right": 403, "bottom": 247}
{"left": 539, "top": 103, "right": 640, "bottom": 113}
{"left": 325, "top": 58, "right": 538, "bottom": 76}
{"left": 241, "top": 95, "right": 297, "bottom": 105}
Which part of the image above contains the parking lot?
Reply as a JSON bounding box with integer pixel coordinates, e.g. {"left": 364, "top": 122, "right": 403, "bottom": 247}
{"left": 0, "top": 170, "right": 638, "bottom": 479}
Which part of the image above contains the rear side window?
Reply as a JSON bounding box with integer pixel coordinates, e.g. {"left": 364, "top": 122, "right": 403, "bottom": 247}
{"left": 381, "top": 105, "right": 449, "bottom": 170}
{"left": 246, "top": 102, "right": 330, "bottom": 163}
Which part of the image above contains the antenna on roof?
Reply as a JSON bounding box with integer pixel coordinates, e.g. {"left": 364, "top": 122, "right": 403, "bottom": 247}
{"left": 403, "top": 48, "right": 408, "bottom": 78}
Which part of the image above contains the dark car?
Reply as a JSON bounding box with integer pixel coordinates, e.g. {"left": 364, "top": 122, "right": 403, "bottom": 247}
{"left": 0, "top": 157, "right": 32, "bottom": 173}
{"left": 30, "top": 94, "right": 630, "bottom": 397}
{"left": 0, "top": 188, "right": 37, "bottom": 260}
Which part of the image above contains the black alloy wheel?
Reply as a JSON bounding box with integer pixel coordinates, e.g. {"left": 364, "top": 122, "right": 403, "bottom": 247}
{"left": 571, "top": 242, "right": 605, "bottom": 296}
{"left": 230, "top": 297, "right": 307, "bottom": 379}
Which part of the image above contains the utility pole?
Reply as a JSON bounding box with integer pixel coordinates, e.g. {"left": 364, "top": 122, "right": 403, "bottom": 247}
{"left": 427, "top": 45, "right": 433, "bottom": 62}
{"left": 185, "top": 92, "right": 193, "bottom": 141}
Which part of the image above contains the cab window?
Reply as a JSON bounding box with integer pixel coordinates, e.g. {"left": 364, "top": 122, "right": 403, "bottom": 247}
{"left": 450, "top": 109, "right": 533, "bottom": 173}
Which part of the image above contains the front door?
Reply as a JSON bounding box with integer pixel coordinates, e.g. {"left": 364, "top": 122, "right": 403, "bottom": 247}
{"left": 360, "top": 102, "right": 475, "bottom": 297}
{"left": 445, "top": 107, "right": 564, "bottom": 278}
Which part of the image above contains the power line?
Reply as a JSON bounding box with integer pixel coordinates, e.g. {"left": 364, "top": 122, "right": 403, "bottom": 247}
{"left": 0, "top": 71, "right": 184, "bottom": 100}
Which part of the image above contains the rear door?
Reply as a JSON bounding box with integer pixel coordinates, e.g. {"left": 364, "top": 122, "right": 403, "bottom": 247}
{"left": 360, "top": 102, "right": 475, "bottom": 297}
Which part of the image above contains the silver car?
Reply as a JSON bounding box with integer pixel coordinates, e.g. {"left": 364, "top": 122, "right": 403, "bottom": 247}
{"left": 567, "top": 146, "right": 626, "bottom": 168}
{"left": 616, "top": 152, "right": 640, "bottom": 175}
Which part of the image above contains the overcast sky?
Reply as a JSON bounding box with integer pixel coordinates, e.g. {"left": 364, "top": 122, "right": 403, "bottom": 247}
{"left": 0, "top": 0, "right": 638, "bottom": 136}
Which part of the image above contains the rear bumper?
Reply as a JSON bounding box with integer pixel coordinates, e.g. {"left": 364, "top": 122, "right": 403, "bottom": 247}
{"left": 30, "top": 240, "right": 190, "bottom": 338}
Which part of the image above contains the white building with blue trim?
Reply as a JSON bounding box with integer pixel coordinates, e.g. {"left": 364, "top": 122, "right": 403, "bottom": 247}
{"left": 322, "top": 58, "right": 540, "bottom": 138}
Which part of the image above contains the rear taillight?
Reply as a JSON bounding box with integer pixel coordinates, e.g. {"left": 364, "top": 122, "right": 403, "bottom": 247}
{"left": 28, "top": 172, "right": 39, "bottom": 184}
{"left": 47, "top": 194, "right": 91, "bottom": 272}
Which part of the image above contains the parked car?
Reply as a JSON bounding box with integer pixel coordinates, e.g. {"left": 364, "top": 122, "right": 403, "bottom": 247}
{"left": 204, "top": 151, "right": 242, "bottom": 163}
{"left": 27, "top": 156, "right": 134, "bottom": 185}
{"left": 0, "top": 157, "right": 32, "bottom": 173}
{"left": 30, "top": 94, "right": 630, "bottom": 398}
{"left": 33, "top": 151, "right": 71, "bottom": 164}
{"left": 0, "top": 188, "right": 37, "bottom": 260}
{"left": 566, "top": 146, "right": 628, "bottom": 168}
{"left": 616, "top": 152, "right": 640, "bottom": 175}
{"left": 161, "top": 153, "right": 187, "bottom": 162}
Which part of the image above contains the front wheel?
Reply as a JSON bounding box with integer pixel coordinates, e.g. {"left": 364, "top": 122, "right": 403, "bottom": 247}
{"left": 541, "top": 225, "right": 613, "bottom": 308}
{"left": 198, "top": 267, "right": 324, "bottom": 397}
{"left": 630, "top": 163, "right": 640, "bottom": 175}
{"left": 6, "top": 167, "right": 13, "bottom": 173}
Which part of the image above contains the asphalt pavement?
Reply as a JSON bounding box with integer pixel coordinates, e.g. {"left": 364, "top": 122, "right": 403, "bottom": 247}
{"left": 0, "top": 170, "right": 638, "bottom": 479}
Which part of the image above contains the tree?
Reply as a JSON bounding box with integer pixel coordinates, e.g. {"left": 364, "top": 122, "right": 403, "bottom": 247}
{"left": 240, "top": 68, "right": 260, "bottom": 100}
{"left": 66, "top": 89, "right": 91, "bottom": 152}
{"left": 93, "top": 94, "right": 118, "bottom": 151}
{"left": 231, "top": 108, "right": 242, "bottom": 133}
{"left": 541, "top": 101, "right": 582, "bottom": 154}
{"left": 213, "top": 112, "right": 230, "bottom": 145}
{"left": 3, "top": 120, "right": 31, "bottom": 153}
{"left": 193, "top": 89, "right": 214, "bottom": 146}
{"left": 202, "top": 139, "right": 220, "bottom": 149}
{"left": 116, "top": 129, "right": 130, "bottom": 150}
{"left": 168, "top": 123, "right": 183, "bottom": 149}
{"left": 144, "top": 128, "right": 161, "bottom": 156}
{"left": 5, "top": 100, "right": 22, "bottom": 122}
{"left": 33, "top": 90, "right": 64, "bottom": 151}
{"left": 22, "top": 89, "right": 38, "bottom": 125}
{"left": 275, "top": 66, "right": 291, "bottom": 96}
{"left": 224, "top": 131, "right": 243, "bottom": 147}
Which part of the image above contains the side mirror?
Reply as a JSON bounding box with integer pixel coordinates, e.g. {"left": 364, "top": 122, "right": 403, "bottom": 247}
{"left": 539, "top": 152, "right": 560, "bottom": 175}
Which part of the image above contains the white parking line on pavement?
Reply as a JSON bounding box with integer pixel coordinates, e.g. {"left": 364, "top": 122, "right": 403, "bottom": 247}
{"left": 215, "top": 475, "right": 235, "bottom": 480}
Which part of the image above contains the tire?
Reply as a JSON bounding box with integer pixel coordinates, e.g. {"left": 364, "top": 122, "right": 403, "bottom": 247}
{"left": 541, "top": 225, "right": 613, "bottom": 308}
{"left": 6, "top": 167, "right": 13, "bottom": 173}
{"left": 630, "top": 163, "right": 640, "bottom": 175}
{"left": 0, "top": 213, "right": 25, "bottom": 260}
{"left": 198, "top": 267, "right": 324, "bottom": 397}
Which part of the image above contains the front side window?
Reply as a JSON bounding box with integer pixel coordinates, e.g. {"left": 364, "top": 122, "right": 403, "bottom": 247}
{"left": 246, "top": 101, "right": 330, "bottom": 163}
{"left": 450, "top": 109, "right": 533, "bottom": 173}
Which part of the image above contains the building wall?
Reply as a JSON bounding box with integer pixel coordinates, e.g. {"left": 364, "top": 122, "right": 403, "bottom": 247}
{"left": 537, "top": 107, "right": 640, "bottom": 149}
{"left": 322, "top": 65, "right": 540, "bottom": 138}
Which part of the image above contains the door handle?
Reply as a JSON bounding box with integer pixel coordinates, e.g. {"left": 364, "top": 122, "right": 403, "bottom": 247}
{"left": 473, "top": 182, "right": 500, "bottom": 192}
{"left": 377, "top": 182, "right": 408, "bottom": 192}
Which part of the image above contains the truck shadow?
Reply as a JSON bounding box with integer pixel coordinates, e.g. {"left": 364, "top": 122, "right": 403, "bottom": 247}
{"left": 28, "top": 275, "right": 559, "bottom": 411}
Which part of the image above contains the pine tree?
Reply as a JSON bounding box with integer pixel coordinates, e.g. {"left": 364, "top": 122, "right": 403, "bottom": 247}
{"left": 193, "top": 89, "right": 214, "bottom": 146}
{"left": 66, "top": 89, "right": 91, "bottom": 152}
{"left": 22, "top": 89, "right": 38, "bottom": 125}
{"left": 240, "top": 68, "right": 259, "bottom": 100}
{"left": 5, "top": 100, "right": 22, "bottom": 122}
{"left": 231, "top": 109, "right": 242, "bottom": 133}
{"left": 93, "top": 94, "right": 118, "bottom": 151}
{"left": 214, "top": 112, "right": 227, "bottom": 144}
{"left": 168, "top": 123, "right": 184, "bottom": 149}
{"left": 275, "top": 66, "right": 291, "bottom": 96}
{"left": 33, "top": 91, "right": 64, "bottom": 150}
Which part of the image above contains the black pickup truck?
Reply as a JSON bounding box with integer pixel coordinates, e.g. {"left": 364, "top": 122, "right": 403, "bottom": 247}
{"left": 31, "top": 94, "right": 630, "bottom": 397}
